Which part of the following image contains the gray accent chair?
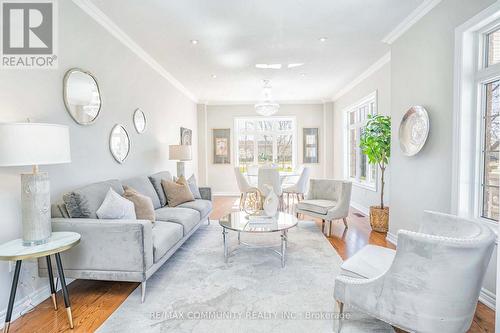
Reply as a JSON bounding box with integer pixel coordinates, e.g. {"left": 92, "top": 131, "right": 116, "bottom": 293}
{"left": 38, "top": 171, "right": 212, "bottom": 302}
{"left": 333, "top": 211, "right": 495, "bottom": 333}
{"left": 295, "top": 179, "right": 352, "bottom": 235}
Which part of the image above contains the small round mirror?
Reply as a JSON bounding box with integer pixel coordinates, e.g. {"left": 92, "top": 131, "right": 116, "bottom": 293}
{"left": 133, "top": 109, "right": 146, "bottom": 134}
{"left": 109, "top": 124, "right": 130, "bottom": 163}
{"left": 63, "top": 68, "right": 102, "bottom": 125}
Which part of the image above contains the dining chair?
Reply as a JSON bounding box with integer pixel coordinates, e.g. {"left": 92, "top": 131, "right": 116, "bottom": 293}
{"left": 333, "top": 211, "right": 495, "bottom": 333}
{"left": 234, "top": 167, "right": 252, "bottom": 209}
{"left": 258, "top": 167, "right": 284, "bottom": 210}
{"left": 283, "top": 167, "right": 310, "bottom": 207}
{"left": 246, "top": 164, "right": 259, "bottom": 186}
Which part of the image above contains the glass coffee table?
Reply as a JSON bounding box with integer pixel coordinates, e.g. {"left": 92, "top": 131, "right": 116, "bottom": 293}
{"left": 219, "top": 211, "right": 298, "bottom": 267}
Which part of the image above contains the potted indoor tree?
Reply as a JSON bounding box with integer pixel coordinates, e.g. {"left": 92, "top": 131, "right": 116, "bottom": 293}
{"left": 360, "top": 114, "right": 391, "bottom": 232}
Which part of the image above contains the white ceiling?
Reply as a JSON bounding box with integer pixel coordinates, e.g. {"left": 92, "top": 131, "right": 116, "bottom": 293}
{"left": 89, "top": 0, "right": 423, "bottom": 103}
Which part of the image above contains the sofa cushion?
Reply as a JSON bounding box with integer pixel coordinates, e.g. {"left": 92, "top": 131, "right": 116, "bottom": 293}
{"left": 122, "top": 176, "right": 161, "bottom": 209}
{"left": 64, "top": 179, "right": 123, "bottom": 219}
{"left": 152, "top": 222, "right": 183, "bottom": 262}
{"left": 149, "top": 171, "right": 173, "bottom": 207}
{"left": 155, "top": 207, "right": 200, "bottom": 235}
{"left": 96, "top": 188, "right": 136, "bottom": 220}
{"left": 340, "top": 245, "right": 395, "bottom": 279}
{"left": 297, "top": 199, "right": 337, "bottom": 215}
{"left": 178, "top": 199, "right": 212, "bottom": 219}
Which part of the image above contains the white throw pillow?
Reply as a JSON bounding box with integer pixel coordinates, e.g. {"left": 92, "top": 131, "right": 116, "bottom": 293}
{"left": 96, "top": 188, "right": 136, "bottom": 220}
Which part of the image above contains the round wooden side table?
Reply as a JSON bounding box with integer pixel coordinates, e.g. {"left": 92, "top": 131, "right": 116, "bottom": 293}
{"left": 0, "top": 232, "right": 80, "bottom": 333}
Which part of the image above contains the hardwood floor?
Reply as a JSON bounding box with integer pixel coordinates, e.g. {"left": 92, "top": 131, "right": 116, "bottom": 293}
{"left": 6, "top": 196, "right": 495, "bottom": 332}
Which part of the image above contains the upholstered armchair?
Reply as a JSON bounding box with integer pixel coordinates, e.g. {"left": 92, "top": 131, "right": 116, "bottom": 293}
{"left": 295, "top": 179, "right": 352, "bottom": 235}
{"left": 333, "top": 211, "right": 496, "bottom": 333}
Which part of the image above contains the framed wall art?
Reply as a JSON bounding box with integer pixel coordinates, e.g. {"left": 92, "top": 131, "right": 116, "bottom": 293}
{"left": 213, "top": 128, "right": 231, "bottom": 164}
{"left": 180, "top": 127, "right": 192, "bottom": 145}
{"left": 303, "top": 128, "right": 319, "bottom": 163}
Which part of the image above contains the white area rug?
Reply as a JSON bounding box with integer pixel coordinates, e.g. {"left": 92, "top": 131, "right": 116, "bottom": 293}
{"left": 97, "top": 220, "right": 394, "bottom": 333}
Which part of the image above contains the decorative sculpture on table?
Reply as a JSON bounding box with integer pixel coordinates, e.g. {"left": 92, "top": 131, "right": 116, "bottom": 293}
{"left": 262, "top": 185, "right": 279, "bottom": 216}
{"left": 242, "top": 187, "right": 264, "bottom": 215}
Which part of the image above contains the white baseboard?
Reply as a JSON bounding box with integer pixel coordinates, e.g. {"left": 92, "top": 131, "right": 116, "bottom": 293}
{"left": 479, "top": 287, "right": 496, "bottom": 310}
{"left": 350, "top": 202, "right": 369, "bottom": 216}
{"left": 0, "top": 284, "right": 50, "bottom": 328}
{"left": 213, "top": 192, "right": 240, "bottom": 197}
{"left": 384, "top": 232, "right": 496, "bottom": 310}
{"left": 0, "top": 278, "right": 73, "bottom": 329}
{"left": 386, "top": 232, "right": 398, "bottom": 245}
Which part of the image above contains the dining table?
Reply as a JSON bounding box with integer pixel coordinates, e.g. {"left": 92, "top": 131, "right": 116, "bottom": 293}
{"left": 245, "top": 170, "right": 300, "bottom": 187}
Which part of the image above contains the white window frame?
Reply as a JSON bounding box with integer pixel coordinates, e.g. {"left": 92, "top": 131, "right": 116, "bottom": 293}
{"left": 343, "top": 91, "right": 378, "bottom": 191}
{"left": 234, "top": 116, "right": 297, "bottom": 170}
{"left": 453, "top": 2, "right": 500, "bottom": 231}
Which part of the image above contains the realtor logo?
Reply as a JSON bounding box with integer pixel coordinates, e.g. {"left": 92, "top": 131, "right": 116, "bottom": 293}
{"left": 1, "top": 0, "right": 58, "bottom": 69}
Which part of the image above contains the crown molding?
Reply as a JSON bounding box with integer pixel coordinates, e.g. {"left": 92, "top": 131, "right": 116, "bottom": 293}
{"left": 71, "top": 0, "right": 197, "bottom": 102}
{"left": 382, "top": 0, "right": 442, "bottom": 44}
{"left": 332, "top": 52, "right": 390, "bottom": 102}
{"left": 203, "top": 99, "right": 325, "bottom": 106}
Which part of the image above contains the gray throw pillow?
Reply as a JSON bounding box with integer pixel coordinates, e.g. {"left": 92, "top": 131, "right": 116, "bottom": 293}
{"left": 187, "top": 175, "right": 202, "bottom": 199}
{"left": 96, "top": 188, "right": 136, "bottom": 220}
{"left": 63, "top": 192, "right": 91, "bottom": 218}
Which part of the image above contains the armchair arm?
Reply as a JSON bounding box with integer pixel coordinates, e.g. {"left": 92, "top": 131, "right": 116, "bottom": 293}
{"left": 199, "top": 187, "right": 212, "bottom": 201}
{"left": 39, "top": 218, "right": 153, "bottom": 273}
{"left": 334, "top": 229, "right": 493, "bottom": 332}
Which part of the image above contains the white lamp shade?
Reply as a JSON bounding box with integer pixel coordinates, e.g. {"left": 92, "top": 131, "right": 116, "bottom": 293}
{"left": 0, "top": 123, "right": 71, "bottom": 166}
{"left": 169, "top": 144, "right": 192, "bottom": 161}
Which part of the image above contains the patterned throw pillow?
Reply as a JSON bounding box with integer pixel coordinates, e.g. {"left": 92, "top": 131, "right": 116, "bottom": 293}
{"left": 123, "top": 185, "right": 155, "bottom": 222}
{"left": 161, "top": 176, "right": 195, "bottom": 207}
{"left": 187, "top": 175, "right": 202, "bottom": 199}
{"left": 96, "top": 188, "right": 136, "bottom": 220}
{"left": 63, "top": 192, "right": 91, "bottom": 218}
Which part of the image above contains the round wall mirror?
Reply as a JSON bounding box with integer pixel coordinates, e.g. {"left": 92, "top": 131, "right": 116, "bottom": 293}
{"left": 399, "top": 105, "right": 430, "bottom": 156}
{"left": 133, "top": 108, "right": 146, "bottom": 134}
{"left": 109, "top": 124, "right": 130, "bottom": 163}
{"left": 63, "top": 68, "right": 102, "bottom": 125}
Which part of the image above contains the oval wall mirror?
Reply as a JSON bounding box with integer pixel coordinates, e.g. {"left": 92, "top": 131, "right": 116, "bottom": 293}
{"left": 63, "top": 68, "right": 102, "bottom": 125}
{"left": 133, "top": 108, "right": 146, "bottom": 134}
{"left": 109, "top": 124, "right": 130, "bottom": 163}
{"left": 399, "top": 105, "right": 430, "bottom": 156}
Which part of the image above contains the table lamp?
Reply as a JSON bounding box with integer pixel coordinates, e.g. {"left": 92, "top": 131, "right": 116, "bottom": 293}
{"left": 0, "top": 123, "right": 71, "bottom": 246}
{"left": 169, "top": 144, "right": 191, "bottom": 177}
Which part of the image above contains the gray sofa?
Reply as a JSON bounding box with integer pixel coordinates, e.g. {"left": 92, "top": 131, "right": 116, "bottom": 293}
{"left": 38, "top": 171, "right": 212, "bottom": 302}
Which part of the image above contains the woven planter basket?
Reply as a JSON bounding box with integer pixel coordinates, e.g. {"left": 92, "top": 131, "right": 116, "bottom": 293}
{"left": 369, "top": 206, "right": 389, "bottom": 232}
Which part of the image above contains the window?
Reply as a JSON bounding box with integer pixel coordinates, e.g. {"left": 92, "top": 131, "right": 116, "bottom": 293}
{"left": 454, "top": 13, "right": 500, "bottom": 226}
{"left": 344, "top": 92, "right": 377, "bottom": 190}
{"left": 479, "top": 29, "right": 500, "bottom": 222}
{"left": 235, "top": 117, "right": 296, "bottom": 172}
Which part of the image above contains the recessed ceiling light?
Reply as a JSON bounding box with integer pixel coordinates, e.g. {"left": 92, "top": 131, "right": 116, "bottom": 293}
{"left": 319, "top": 37, "right": 328, "bottom": 42}
{"left": 287, "top": 63, "right": 304, "bottom": 68}
{"left": 211, "top": 74, "right": 217, "bottom": 78}
{"left": 255, "top": 64, "right": 282, "bottom": 69}
{"left": 300, "top": 73, "right": 306, "bottom": 77}
{"left": 190, "top": 39, "right": 199, "bottom": 45}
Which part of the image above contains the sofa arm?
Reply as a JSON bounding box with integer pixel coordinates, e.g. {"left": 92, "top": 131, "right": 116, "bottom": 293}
{"left": 199, "top": 187, "right": 212, "bottom": 201}
{"left": 39, "top": 218, "right": 153, "bottom": 275}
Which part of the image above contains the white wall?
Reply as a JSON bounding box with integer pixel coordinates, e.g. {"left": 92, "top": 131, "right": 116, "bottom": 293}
{"left": 332, "top": 62, "right": 391, "bottom": 213}
{"left": 389, "top": 0, "right": 497, "bottom": 305}
{"left": 199, "top": 104, "right": 326, "bottom": 194}
{"left": 0, "top": 0, "right": 197, "bottom": 322}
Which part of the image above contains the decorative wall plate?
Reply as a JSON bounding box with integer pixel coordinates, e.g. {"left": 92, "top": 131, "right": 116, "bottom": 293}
{"left": 399, "top": 106, "right": 430, "bottom": 156}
